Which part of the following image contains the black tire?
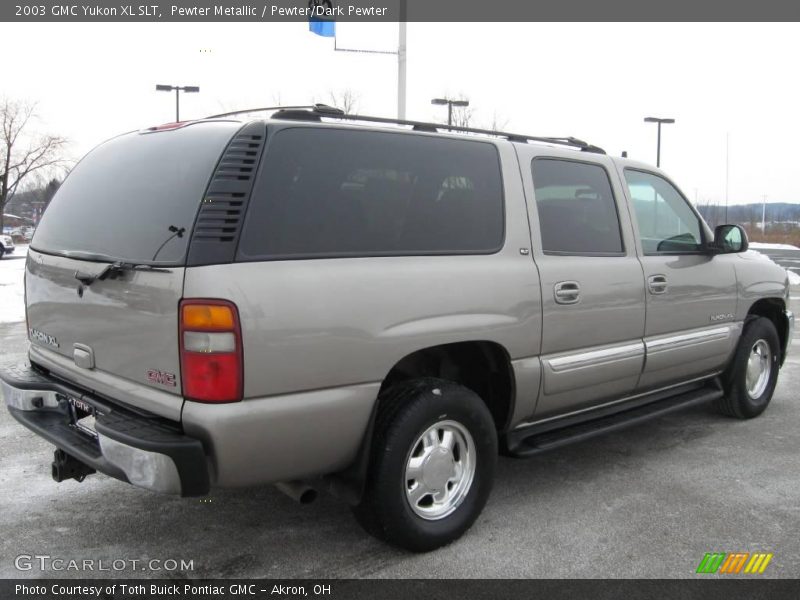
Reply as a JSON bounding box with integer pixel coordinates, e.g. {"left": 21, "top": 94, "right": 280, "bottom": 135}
{"left": 0, "top": 244, "right": 4, "bottom": 259}
{"left": 717, "top": 317, "right": 781, "bottom": 419}
{"left": 353, "top": 378, "right": 497, "bottom": 552}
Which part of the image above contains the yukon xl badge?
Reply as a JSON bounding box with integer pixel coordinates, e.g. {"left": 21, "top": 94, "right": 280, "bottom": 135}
{"left": 29, "top": 328, "right": 59, "bottom": 348}
{"left": 147, "top": 369, "right": 177, "bottom": 387}
{"left": 710, "top": 313, "right": 735, "bottom": 322}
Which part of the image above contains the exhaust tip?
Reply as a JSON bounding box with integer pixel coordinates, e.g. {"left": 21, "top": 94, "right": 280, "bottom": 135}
{"left": 275, "top": 481, "right": 318, "bottom": 504}
{"left": 298, "top": 488, "right": 318, "bottom": 504}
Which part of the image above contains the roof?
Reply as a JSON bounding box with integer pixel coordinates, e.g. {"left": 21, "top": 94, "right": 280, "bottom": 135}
{"left": 201, "top": 104, "right": 608, "bottom": 155}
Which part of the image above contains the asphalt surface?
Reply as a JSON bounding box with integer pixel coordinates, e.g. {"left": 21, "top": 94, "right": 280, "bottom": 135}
{"left": 759, "top": 247, "right": 800, "bottom": 279}
{"left": 0, "top": 298, "right": 798, "bottom": 579}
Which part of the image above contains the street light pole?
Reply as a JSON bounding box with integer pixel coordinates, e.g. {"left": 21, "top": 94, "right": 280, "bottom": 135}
{"left": 397, "top": 0, "right": 407, "bottom": 120}
{"left": 331, "top": 0, "right": 407, "bottom": 120}
{"left": 431, "top": 97, "right": 469, "bottom": 129}
{"left": 156, "top": 84, "right": 200, "bottom": 122}
{"left": 644, "top": 116, "right": 675, "bottom": 167}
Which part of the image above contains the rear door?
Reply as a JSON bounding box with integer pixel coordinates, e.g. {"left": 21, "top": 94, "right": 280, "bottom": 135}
{"left": 619, "top": 167, "right": 739, "bottom": 391}
{"left": 518, "top": 150, "right": 646, "bottom": 419}
{"left": 25, "top": 121, "right": 242, "bottom": 420}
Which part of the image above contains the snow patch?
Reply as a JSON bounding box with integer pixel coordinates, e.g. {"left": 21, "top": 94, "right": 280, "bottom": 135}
{"left": 749, "top": 242, "right": 800, "bottom": 251}
{"left": 0, "top": 246, "right": 28, "bottom": 324}
{"left": 788, "top": 270, "right": 800, "bottom": 286}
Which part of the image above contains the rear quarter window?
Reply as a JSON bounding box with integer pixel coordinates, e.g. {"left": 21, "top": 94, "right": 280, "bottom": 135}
{"left": 237, "top": 127, "right": 505, "bottom": 260}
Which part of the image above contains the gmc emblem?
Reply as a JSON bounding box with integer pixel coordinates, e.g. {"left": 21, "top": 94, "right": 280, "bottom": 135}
{"left": 147, "top": 369, "right": 177, "bottom": 387}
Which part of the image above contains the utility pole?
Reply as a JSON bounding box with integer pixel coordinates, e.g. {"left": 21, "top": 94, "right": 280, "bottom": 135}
{"left": 725, "top": 133, "right": 730, "bottom": 223}
{"left": 332, "top": 0, "right": 407, "bottom": 120}
{"left": 762, "top": 194, "right": 768, "bottom": 235}
{"left": 397, "top": 0, "right": 407, "bottom": 120}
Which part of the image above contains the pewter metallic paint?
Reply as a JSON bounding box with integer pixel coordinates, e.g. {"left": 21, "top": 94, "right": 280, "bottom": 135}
{"left": 14, "top": 121, "right": 792, "bottom": 489}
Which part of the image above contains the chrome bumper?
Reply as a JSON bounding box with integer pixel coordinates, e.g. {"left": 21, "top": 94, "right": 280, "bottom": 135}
{"left": 0, "top": 362, "right": 208, "bottom": 496}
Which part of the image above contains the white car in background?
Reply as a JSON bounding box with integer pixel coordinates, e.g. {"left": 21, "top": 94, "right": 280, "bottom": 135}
{"left": 9, "top": 227, "right": 34, "bottom": 242}
{"left": 0, "top": 235, "right": 14, "bottom": 258}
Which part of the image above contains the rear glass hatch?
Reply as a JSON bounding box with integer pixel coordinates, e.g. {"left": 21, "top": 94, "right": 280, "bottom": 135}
{"left": 25, "top": 120, "right": 244, "bottom": 420}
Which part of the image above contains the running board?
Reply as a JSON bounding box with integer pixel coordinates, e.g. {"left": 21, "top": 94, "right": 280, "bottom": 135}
{"left": 507, "top": 386, "right": 724, "bottom": 457}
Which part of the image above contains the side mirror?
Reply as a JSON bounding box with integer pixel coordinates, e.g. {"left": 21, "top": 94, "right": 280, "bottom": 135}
{"left": 712, "top": 224, "right": 749, "bottom": 254}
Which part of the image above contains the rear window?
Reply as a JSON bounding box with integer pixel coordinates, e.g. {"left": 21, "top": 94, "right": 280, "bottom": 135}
{"left": 237, "top": 127, "right": 504, "bottom": 260}
{"left": 32, "top": 122, "right": 238, "bottom": 264}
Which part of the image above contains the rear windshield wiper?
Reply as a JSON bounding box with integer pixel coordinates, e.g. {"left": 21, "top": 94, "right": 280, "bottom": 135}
{"left": 74, "top": 262, "right": 172, "bottom": 286}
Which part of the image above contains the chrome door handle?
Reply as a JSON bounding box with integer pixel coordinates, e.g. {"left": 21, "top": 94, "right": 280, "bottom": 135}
{"left": 554, "top": 281, "right": 580, "bottom": 304}
{"left": 648, "top": 274, "right": 668, "bottom": 294}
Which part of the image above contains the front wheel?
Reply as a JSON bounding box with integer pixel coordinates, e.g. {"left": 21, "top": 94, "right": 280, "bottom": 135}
{"left": 717, "top": 316, "right": 781, "bottom": 419}
{"left": 353, "top": 379, "right": 497, "bottom": 552}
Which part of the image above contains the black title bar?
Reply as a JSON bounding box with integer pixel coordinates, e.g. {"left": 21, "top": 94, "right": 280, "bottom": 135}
{"left": 4, "top": 0, "right": 800, "bottom": 22}
{"left": 3, "top": 579, "right": 800, "bottom": 600}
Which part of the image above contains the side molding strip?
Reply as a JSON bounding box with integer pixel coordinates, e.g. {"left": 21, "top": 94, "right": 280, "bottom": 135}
{"left": 546, "top": 342, "right": 644, "bottom": 372}
{"left": 646, "top": 326, "right": 732, "bottom": 354}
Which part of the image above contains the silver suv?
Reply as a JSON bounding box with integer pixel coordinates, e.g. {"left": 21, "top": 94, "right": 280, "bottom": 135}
{"left": 1, "top": 106, "right": 794, "bottom": 552}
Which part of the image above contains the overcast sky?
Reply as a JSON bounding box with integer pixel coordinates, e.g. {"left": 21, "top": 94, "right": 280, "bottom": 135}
{"left": 2, "top": 22, "right": 798, "bottom": 206}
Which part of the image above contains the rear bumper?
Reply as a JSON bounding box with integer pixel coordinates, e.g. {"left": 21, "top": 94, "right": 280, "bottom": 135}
{"left": 0, "top": 361, "right": 209, "bottom": 496}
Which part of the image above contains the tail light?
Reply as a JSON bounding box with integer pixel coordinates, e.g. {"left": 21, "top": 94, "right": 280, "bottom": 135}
{"left": 179, "top": 299, "right": 243, "bottom": 403}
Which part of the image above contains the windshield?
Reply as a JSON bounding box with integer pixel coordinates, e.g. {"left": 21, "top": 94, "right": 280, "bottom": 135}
{"left": 32, "top": 121, "right": 239, "bottom": 264}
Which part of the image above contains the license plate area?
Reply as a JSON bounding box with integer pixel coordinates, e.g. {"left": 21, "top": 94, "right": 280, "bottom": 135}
{"left": 67, "top": 396, "right": 98, "bottom": 440}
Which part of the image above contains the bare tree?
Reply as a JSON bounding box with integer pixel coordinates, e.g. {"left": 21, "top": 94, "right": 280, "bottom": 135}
{"left": 485, "top": 111, "right": 509, "bottom": 132}
{"left": 450, "top": 95, "right": 474, "bottom": 128}
{"left": 1, "top": 98, "right": 68, "bottom": 231}
{"left": 330, "top": 89, "right": 360, "bottom": 114}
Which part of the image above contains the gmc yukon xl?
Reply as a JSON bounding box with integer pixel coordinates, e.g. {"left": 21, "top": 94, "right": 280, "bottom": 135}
{"left": 0, "top": 106, "right": 793, "bottom": 551}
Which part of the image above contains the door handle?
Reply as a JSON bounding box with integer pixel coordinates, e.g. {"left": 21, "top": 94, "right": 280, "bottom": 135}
{"left": 554, "top": 281, "right": 580, "bottom": 304}
{"left": 648, "top": 274, "right": 668, "bottom": 294}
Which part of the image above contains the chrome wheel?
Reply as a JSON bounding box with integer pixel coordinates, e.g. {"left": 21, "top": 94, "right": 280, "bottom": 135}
{"left": 404, "top": 420, "right": 476, "bottom": 520}
{"left": 745, "top": 339, "right": 772, "bottom": 399}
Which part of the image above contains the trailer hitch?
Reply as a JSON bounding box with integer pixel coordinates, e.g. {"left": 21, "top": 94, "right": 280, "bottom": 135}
{"left": 51, "top": 449, "right": 96, "bottom": 483}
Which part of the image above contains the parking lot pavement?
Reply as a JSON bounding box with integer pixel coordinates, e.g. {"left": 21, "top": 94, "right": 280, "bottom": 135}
{"left": 0, "top": 299, "right": 798, "bottom": 580}
{"left": 757, "top": 247, "right": 800, "bottom": 283}
{"left": 759, "top": 247, "right": 800, "bottom": 271}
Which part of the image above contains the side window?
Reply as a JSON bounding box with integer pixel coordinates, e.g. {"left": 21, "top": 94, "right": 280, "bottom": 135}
{"left": 531, "top": 158, "right": 624, "bottom": 255}
{"left": 624, "top": 169, "right": 703, "bottom": 254}
{"left": 238, "top": 128, "right": 504, "bottom": 259}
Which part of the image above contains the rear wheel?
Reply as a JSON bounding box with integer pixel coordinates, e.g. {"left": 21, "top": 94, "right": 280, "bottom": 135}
{"left": 717, "top": 317, "right": 781, "bottom": 419}
{"left": 0, "top": 244, "right": 4, "bottom": 259}
{"left": 354, "top": 378, "right": 497, "bottom": 552}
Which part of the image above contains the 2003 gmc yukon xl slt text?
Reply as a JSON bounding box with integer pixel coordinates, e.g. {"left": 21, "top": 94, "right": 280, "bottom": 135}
{"left": 0, "top": 107, "right": 794, "bottom": 551}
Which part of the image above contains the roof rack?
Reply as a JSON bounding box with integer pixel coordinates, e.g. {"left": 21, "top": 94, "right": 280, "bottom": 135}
{"left": 204, "top": 105, "right": 318, "bottom": 119}
{"left": 203, "top": 104, "right": 606, "bottom": 154}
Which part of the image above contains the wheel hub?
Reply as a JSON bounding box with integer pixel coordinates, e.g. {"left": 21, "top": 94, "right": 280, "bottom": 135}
{"left": 404, "top": 420, "right": 476, "bottom": 520}
{"left": 745, "top": 339, "right": 772, "bottom": 400}
{"left": 421, "top": 447, "right": 456, "bottom": 491}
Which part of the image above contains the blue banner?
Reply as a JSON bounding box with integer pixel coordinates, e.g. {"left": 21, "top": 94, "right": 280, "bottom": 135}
{"left": 309, "top": 19, "right": 336, "bottom": 36}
